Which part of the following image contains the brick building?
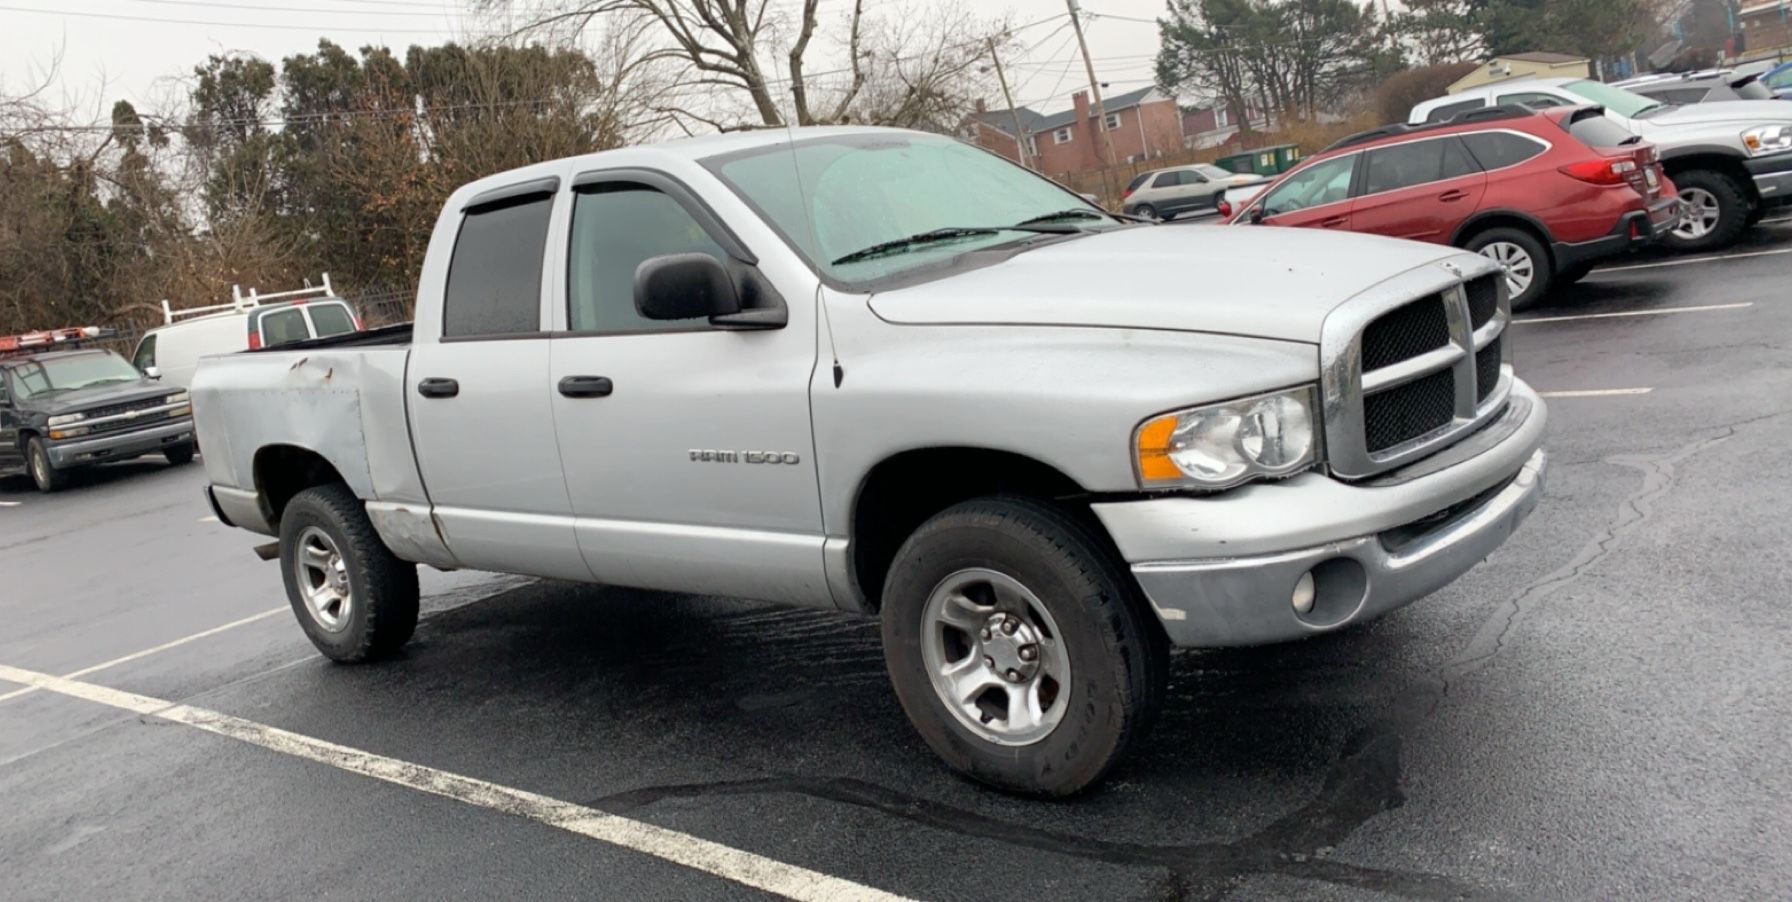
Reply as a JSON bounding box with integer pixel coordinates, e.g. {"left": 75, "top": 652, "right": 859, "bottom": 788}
{"left": 963, "top": 87, "right": 1185, "bottom": 176}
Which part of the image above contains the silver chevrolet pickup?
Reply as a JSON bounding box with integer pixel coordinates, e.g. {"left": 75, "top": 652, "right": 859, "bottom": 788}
{"left": 193, "top": 126, "right": 1546, "bottom": 795}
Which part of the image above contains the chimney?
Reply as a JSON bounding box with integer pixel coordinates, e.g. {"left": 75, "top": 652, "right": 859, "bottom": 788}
{"left": 1072, "top": 91, "right": 1090, "bottom": 126}
{"left": 975, "top": 98, "right": 988, "bottom": 113}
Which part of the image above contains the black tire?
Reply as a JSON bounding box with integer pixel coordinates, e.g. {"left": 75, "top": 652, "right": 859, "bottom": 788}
{"left": 881, "top": 496, "right": 1169, "bottom": 797}
{"left": 1555, "top": 262, "right": 1594, "bottom": 286}
{"left": 278, "top": 484, "right": 419, "bottom": 663}
{"left": 1464, "top": 226, "right": 1552, "bottom": 311}
{"left": 26, "top": 437, "right": 68, "bottom": 493}
{"left": 1133, "top": 203, "right": 1158, "bottom": 220}
{"left": 1663, "top": 169, "right": 1750, "bottom": 253}
{"left": 164, "top": 443, "right": 196, "bottom": 465}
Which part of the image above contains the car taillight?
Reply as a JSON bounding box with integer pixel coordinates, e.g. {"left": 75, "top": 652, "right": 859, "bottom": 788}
{"left": 247, "top": 330, "right": 261, "bottom": 350}
{"left": 1217, "top": 199, "right": 1232, "bottom": 218}
{"left": 1559, "top": 158, "right": 1638, "bottom": 185}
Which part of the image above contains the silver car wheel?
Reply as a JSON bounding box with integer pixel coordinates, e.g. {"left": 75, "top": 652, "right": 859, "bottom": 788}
{"left": 1479, "top": 241, "right": 1535, "bottom": 299}
{"left": 1673, "top": 188, "right": 1720, "bottom": 241}
{"left": 29, "top": 447, "right": 49, "bottom": 488}
{"left": 294, "top": 526, "right": 354, "bottom": 633}
{"left": 920, "top": 568, "right": 1070, "bottom": 746}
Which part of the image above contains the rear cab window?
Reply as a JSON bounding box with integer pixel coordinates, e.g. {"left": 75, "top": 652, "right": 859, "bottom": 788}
{"left": 443, "top": 195, "right": 555, "bottom": 338}
{"left": 307, "top": 302, "right": 358, "bottom": 337}
{"left": 260, "top": 308, "right": 311, "bottom": 347}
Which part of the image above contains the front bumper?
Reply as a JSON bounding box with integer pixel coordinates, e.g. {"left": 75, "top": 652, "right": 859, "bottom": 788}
{"left": 45, "top": 419, "right": 195, "bottom": 468}
{"left": 1093, "top": 381, "right": 1547, "bottom": 647}
{"left": 1747, "top": 149, "right": 1792, "bottom": 204}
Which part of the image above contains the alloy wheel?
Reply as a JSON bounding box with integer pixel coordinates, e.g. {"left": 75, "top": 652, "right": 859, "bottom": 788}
{"left": 293, "top": 526, "right": 354, "bottom": 633}
{"left": 920, "top": 568, "right": 1070, "bottom": 746}
{"left": 1479, "top": 241, "right": 1535, "bottom": 300}
{"left": 1673, "top": 188, "right": 1720, "bottom": 241}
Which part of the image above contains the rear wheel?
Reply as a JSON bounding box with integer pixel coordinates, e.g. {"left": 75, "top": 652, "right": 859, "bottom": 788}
{"left": 1132, "top": 203, "right": 1158, "bottom": 220}
{"left": 164, "top": 443, "right": 195, "bottom": 465}
{"left": 26, "top": 437, "right": 68, "bottom": 493}
{"left": 1466, "top": 227, "right": 1552, "bottom": 311}
{"left": 881, "top": 497, "right": 1168, "bottom": 796}
{"left": 1665, "top": 170, "right": 1749, "bottom": 252}
{"left": 278, "top": 484, "right": 419, "bottom": 663}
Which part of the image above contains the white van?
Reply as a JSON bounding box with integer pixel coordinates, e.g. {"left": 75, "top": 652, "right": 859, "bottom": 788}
{"left": 132, "top": 276, "right": 361, "bottom": 387}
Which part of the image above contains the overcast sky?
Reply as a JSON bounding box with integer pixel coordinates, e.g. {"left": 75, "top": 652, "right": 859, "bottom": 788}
{"left": 1, "top": 0, "right": 1172, "bottom": 120}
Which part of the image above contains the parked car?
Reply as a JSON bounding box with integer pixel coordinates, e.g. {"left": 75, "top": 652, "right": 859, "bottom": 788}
{"left": 193, "top": 126, "right": 1546, "bottom": 796}
{"left": 132, "top": 276, "right": 361, "bottom": 388}
{"left": 1, "top": 330, "right": 195, "bottom": 492}
{"left": 1612, "top": 70, "right": 1775, "bottom": 104}
{"left": 1763, "top": 61, "right": 1792, "bottom": 99}
{"left": 1227, "top": 105, "right": 1681, "bottom": 309}
{"left": 1408, "top": 76, "right": 1792, "bottom": 251}
{"left": 1121, "top": 163, "right": 1265, "bottom": 219}
{"left": 1216, "top": 182, "right": 1269, "bottom": 219}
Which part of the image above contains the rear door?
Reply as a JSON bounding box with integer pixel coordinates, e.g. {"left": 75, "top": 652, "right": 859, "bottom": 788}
{"left": 1253, "top": 153, "right": 1360, "bottom": 230}
{"left": 405, "top": 179, "right": 588, "bottom": 580}
{"left": 1349, "top": 135, "right": 1486, "bottom": 243}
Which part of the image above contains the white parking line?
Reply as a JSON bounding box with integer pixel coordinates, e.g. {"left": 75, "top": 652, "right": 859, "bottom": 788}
{"left": 1596, "top": 247, "right": 1792, "bottom": 272}
{"left": 0, "top": 501, "right": 20, "bottom": 507}
{"left": 198, "top": 516, "right": 219, "bottom": 523}
{"left": 0, "top": 607, "right": 285, "bottom": 704}
{"left": 1539, "top": 388, "right": 1654, "bottom": 398}
{"left": 1516, "top": 302, "right": 1753, "bottom": 324}
{"left": 0, "top": 662, "right": 910, "bottom": 902}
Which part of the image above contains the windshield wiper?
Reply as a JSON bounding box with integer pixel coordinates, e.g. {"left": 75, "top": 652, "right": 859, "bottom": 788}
{"left": 831, "top": 227, "right": 1014, "bottom": 265}
{"left": 1015, "top": 208, "right": 1112, "bottom": 226}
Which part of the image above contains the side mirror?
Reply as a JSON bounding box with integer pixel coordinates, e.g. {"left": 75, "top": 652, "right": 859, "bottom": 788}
{"left": 634, "top": 253, "right": 741, "bottom": 322}
{"left": 144, "top": 366, "right": 162, "bottom": 380}
{"left": 1249, "top": 207, "right": 1265, "bottom": 225}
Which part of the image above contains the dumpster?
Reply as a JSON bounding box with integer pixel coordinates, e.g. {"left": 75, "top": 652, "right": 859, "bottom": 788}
{"left": 1215, "top": 143, "right": 1302, "bottom": 176}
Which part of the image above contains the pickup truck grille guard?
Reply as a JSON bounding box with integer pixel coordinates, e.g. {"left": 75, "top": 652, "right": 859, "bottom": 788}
{"left": 1321, "top": 263, "right": 1512, "bottom": 480}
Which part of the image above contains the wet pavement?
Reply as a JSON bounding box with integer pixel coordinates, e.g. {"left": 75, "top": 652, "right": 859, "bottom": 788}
{"left": 3, "top": 220, "right": 1791, "bottom": 901}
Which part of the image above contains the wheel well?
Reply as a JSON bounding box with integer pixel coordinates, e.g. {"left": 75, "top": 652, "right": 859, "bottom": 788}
{"left": 850, "top": 448, "right": 1088, "bottom": 611}
{"left": 18, "top": 429, "right": 38, "bottom": 450}
{"left": 254, "top": 445, "right": 348, "bottom": 527}
{"left": 1661, "top": 154, "right": 1758, "bottom": 203}
{"left": 1453, "top": 213, "right": 1555, "bottom": 269}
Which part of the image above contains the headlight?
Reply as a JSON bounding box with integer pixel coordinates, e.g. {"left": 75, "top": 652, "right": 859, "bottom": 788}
{"left": 47, "top": 412, "right": 86, "bottom": 426}
{"left": 1135, "top": 386, "right": 1320, "bottom": 490}
{"left": 49, "top": 426, "right": 91, "bottom": 440}
{"left": 168, "top": 391, "right": 190, "bottom": 404}
{"left": 1742, "top": 125, "right": 1792, "bottom": 156}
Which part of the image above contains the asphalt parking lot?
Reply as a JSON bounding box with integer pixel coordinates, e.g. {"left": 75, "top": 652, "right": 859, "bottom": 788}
{"left": 4, "top": 220, "right": 1791, "bottom": 901}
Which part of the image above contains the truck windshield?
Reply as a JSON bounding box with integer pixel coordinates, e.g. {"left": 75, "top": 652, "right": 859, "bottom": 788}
{"left": 704, "top": 133, "right": 1120, "bottom": 287}
{"left": 7, "top": 351, "right": 142, "bottom": 398}
{"left": 1562, "top": 80, "right": 1664, "bottom": 119}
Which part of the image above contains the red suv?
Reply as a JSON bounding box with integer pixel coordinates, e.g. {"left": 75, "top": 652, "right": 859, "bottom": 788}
{"left": 1224, "top": 105, "right": 1682, "bottom": 308}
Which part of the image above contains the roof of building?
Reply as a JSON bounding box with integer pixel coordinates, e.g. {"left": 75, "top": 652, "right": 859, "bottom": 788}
{"left": 1498, "top": 51, "right": 1588, "bottom": 64}
{"left": 970, "top": 106, "right": 1049, "bottom": 136}
{"left": 1031, "top": 86, "right": 1162, "bottom": 132}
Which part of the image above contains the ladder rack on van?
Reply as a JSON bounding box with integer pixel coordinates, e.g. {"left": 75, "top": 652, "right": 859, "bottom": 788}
{"left": 160, "top": 273, "right": 335, "bottom": 324}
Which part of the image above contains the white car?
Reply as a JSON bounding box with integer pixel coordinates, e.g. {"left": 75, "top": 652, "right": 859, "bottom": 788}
{"left": 1121, "top": 163, "right": 1265, "bottom": 220}
{"left": 132, "top": 277, "right": 360, "bottom": 387}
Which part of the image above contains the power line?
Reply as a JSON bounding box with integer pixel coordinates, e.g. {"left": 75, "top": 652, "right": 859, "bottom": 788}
{"left": 127, "top": 0, "right": 466, "bottom": 18}
{"left": 0, "top": 4, "right": 486, "bottom": 34}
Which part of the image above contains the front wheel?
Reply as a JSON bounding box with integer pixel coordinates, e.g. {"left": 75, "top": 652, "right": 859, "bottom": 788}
{"left": 1132, "top": 203, "right": 1158, "bottom": 221}
{"left": 278, "top": 484, "right": 419, "bottom": 663}
{"left": 881, "top": 497, "right": 1168, "bottom": 796}
{"left": 26, "top": 437, "right": 68, "bottom": 493}
{"left": 1466, "top": 227, "right": 1552, "bottom": 311}
{"left": 1665, "top": 170, "right": 1749, "bottom": 252}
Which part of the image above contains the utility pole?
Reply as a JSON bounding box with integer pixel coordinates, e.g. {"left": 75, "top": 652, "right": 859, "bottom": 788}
{"left": 1066, "top": 0, "right": 1117, "bottom": 167}
{"left": 987, "top": 37, "right": 1032, "bottom": 170}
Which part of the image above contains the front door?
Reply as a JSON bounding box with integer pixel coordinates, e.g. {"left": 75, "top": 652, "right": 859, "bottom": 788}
{"left": 1256, "top": 153, "right": 1360, "bottom": 231}
{"left": 406, "top": 184, "right": 588, "bottom": 581}
{"left": 547, "top": 172, "right": 827, "bottom": 606}
{"left": 0, "top": 374, "right": 22, "bottom": 474}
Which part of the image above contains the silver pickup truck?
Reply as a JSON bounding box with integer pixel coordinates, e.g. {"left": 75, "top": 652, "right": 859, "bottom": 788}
{"left": 194, "top": 126, "right": 1546, "bottom": 795}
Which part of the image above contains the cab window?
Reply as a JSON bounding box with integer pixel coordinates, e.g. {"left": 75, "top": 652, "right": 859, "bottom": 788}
{"left": 1497, "top": 91, "right": 1569, "bottom": 110}
{"left": 1260, "top": 155, "right": 1357, "bottom": 217}
{"left": 566, "top": 183, "right": 728, "bottom": 334}
{"left": 260, "top": 308, "right": 311, "bottom": 347}
{"left": 1424, "top": 99, "right": 1483, "bottom": 123}
{"left": 443, "top": 195, "right": 553, "bottom": 338}
{"left": 132, "top": 334, "right": 157, "bottom": 371}
{"left": 307, "top": 303, "right": 357, "bottom": 337}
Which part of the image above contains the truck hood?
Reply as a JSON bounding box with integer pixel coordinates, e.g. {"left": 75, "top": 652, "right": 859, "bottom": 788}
{"left": 868, "top": 226, "right": 1466, "bottom": 344}
{"left": 1641, "top": 100, "right": 1792, "bottom": 128}
{"left": 32, "top": 381, "right": 179, "bottom": 415}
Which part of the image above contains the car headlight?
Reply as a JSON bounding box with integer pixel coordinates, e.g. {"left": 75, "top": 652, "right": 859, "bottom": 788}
{"left": 49, "top": 426, "right": 91, "bottom": 440}
{"left": 1134, "top": 386, "right": 1320, "bottom": 490}
{"left": 168, "top": 391, "right": 190, "bottom": 404}
{"left": 47, "top": 412, "right": 86, "bottom": 426}
{"left": 1742, "top": 125, "right": 1792, "bottom": 156}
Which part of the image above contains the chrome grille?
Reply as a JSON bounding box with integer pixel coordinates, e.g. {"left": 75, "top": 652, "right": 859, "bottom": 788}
{"left": 1321, "top": 258, "right": 1514, "bottom": 479}
{"left": 82, "top": 395, "right": 168, "bottom": 420}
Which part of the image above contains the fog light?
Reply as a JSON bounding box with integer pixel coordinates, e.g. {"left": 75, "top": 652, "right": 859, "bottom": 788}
{"left": 1291, "top": 570, "right": 1316, "bottom": 614}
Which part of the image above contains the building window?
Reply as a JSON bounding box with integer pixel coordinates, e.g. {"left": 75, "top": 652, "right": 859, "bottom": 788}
{"left": 1105, "top": 112, "right": 1122, "bottom": 130}
{"left": 1053, "top": 127, "right": 1073, "bottom": 144}
{"left": 1026, "top": 136, "right": 1039, "bottom": 156}
{"left": 1215, "top": 107, "right": 1230, "bottom": 129}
